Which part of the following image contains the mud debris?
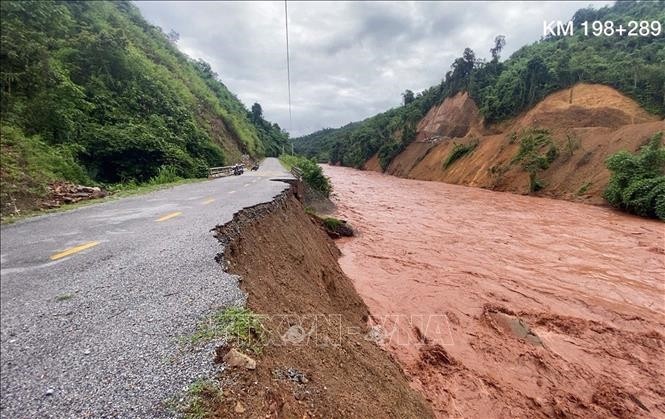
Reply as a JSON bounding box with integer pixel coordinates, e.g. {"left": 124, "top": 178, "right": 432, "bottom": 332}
{"left": 327, "top": 163, "right": 665, "bottom": 418}
{"left": 43, "top": 181, "right": 106, "bottom": 208}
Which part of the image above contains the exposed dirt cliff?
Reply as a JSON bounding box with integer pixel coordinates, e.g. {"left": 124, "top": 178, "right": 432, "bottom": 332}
{"left": 376, "top": 84, "right": 664, "bottom": 204}
{"left": 210, "top": 189, "right": 433, "bottom": 418}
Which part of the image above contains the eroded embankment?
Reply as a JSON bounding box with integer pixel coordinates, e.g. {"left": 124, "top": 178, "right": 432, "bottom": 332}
{"left": 211, "top": 187, "right": 433, "bottom": 417}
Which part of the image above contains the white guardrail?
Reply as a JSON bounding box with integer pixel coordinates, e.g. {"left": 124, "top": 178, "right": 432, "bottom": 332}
{"left": 208, "top": 165, "right": 241, "bottom": 178}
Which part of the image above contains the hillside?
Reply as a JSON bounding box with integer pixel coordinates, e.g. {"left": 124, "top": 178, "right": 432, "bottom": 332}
{"left": 382, "top": 84, "right": 664, "bottom": 204}
{"left": 294, "top": 1, "right": 665, "bottom": 209}
{"left": 0, "top": 1, "right": 289, "bottom": 216}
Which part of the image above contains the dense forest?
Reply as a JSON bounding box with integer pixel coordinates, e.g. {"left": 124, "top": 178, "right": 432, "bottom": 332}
{"left": 295, "top": 1, "right": 665, "bottom": 168}
{"left": 1, "top": 1, "right": 289, "bottom": 211}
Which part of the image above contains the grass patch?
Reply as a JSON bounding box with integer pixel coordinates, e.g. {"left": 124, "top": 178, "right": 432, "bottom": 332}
{"left": 189, "top": 307, "right": 266, "bottom": 354}
{"left": 173, "top": 379, "right": 221, "bottom": 419}
{"left": 322, "top": 217, "right": 342, "bottom": 230}
{"left": 577, "top": 181, "right": 592, "bottom": 196}
{"left": 442, "top": 139, "right": 478, "bottom": 169}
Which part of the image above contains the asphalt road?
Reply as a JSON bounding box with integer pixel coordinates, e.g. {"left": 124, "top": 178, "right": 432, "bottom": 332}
{"left": 0, "top": 158, "right": 292, "bottom": 418}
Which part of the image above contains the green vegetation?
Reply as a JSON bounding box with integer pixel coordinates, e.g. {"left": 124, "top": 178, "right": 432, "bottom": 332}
{"left": 294, "top": 2, "right": 664, "bottom": 168}
{"left": 604, "top": 132, "right": 665, "bottom": 220}
{"left": 181, "top": 379, "right": 221, "bottom": 419}
{"left": 0, "top": 1, "right": 288, "bottom": 214}
{"left": 190, "top": 307, "right": 266, "bottom": 354}
{"left": 443, "top": 140, "right": 479, "bottom": 169}
{"left": 577, "top": 181, "right": 592, "bottom": 196}
{"left": 1, "top": 125, "right": 92, "bottom": 211}
{"left": 280, "top": 155, "right": 332, "bottom": 197}
{"left": 511, "top": 128, "right": 558, "bottom": 192}
{"left": 322, "top": 217, "right": 342, "bottom": 230}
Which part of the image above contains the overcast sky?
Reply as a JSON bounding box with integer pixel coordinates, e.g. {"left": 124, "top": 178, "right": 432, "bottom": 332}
{"left": 135, "top": 1, "right": 613, "bottom": 137}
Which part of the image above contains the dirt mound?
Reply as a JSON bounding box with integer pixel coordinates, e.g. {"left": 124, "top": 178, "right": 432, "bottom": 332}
{"left": 385, "top": 83, "right": 664, "bottom": 203}
{"left": 516, "top": 84, "right": 658, "bottom": 130}
{"left": 415, "top": 92, "right": 483, "bottom": 142}
{"left": 43, "top": 182, "right": 107, "bottom": 208}
{"left": 210, "top": 189, "right": 433, "bottom": 418}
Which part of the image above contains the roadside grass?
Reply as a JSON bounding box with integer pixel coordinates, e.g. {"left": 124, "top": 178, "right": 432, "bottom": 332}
{"left": 279, "top": 154, "right": 332, "bottom": 197}
{"left": 188, "top": 307, "right": 266, "bottom": 354}
{"left": 1, "top": 177, "right": 205, "bottom": 225}
{"left": 166, "top": 379, "right": 221, "bottom": 419}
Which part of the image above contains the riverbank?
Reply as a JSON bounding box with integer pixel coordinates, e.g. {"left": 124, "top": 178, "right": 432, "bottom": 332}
{"left": 326, "top": 164, "right": 665, "bottom": 418}
{"left": 208, "top": 187, "right": 432, "bottom": 417}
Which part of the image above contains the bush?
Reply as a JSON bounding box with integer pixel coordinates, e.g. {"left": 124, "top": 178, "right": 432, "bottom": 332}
{"left": 377, "top": 141, "right": 404, "bottom": 171}
{"left": 1, "top": 125, "right": 92, "bottom": 213}
{"left": 148, "top": 166, "right": 182, "bottom": 185}
{"left": 280, "top": 155, "right": 332, "bottom": 197}
{"left": 512, "top": 128, "right": 557, "bottom": 192}
{"left": 603, "top": 132, "right": 665, "bottom": 220}
{"left": 443, "top": 139, "right": 478, "bottom": 169}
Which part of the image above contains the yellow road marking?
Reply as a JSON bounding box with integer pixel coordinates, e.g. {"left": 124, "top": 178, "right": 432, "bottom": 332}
{"left": 156, "top": 211, "right": 182, "bottom": 222}
{"left": 50, "top": 241, "right": 100, "bottom": 261}
{"left": 202, "top": 198, "right": 216, "bottom": 205}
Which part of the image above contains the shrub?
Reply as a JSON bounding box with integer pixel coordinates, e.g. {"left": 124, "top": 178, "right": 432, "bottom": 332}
{"left": 280, "top": 155, "right": 332, "bottom": 197}
{"left": 148, "top": 166, "right": 182, "bottom": 185}
{"left": 443, "top": 139, "right": 478, "bottom": 169}
{"left": 323, "top": 217, "right": 342, "bottom": 230}
{"left": 512, "top": 128, "right": 557, "bottom": 192}
{"left": 604, "top": 132, "right": 665, "bottom": 220}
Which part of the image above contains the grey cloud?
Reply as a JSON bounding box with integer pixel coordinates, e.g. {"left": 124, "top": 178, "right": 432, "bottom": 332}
{"left": 135, "top": 1, "right": 613, "bottom": 137}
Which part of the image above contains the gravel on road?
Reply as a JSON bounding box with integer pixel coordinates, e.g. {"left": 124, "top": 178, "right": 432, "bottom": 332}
{"left": 0, "top": 158, "right": 292, "bottom": 418}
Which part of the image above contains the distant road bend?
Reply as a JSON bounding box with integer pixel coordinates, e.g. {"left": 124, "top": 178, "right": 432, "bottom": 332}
{"left": 0, "top": 158, "right": 292, "bottom": 418}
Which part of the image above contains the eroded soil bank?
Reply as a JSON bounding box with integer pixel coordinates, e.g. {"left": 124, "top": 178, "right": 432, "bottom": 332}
{"left": 326, "top": 164, "right": 665, "bottom": 418}
{"left": 211, "top": 189, "right": 433, "bottom": 417}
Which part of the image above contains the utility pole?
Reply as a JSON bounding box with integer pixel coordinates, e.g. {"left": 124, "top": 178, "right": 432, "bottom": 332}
{"left": 284, "top": 0, "right": 292, "bottom": 135}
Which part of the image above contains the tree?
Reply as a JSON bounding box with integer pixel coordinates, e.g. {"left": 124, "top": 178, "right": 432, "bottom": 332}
{"left": 490, "top": 35, "right": 506, "bottom": 62}
{"left": 166, "top": 29, "right": 179, "bottom": 44}
{"left": 402, "top": 89, "right": 415, "bottom": 106}
{"left": 251, "top": 102, "right": 263, "bottom": 122}
{"left": 604, "top": 132, "right": 665, "bottom": 219}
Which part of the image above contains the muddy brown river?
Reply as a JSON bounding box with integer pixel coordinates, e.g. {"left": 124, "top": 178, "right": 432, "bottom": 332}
{"left": 324, "top": 165, "right": 665, "bottom": 418}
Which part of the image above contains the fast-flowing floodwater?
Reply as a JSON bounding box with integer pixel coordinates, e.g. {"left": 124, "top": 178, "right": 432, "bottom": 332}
{"left": 324, "top": 165, "right": 665, "bottom": 418}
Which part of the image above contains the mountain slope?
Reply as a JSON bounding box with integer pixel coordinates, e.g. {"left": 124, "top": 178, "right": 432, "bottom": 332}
{"left": 0, "top": 0, "right": 288, "bottom": 215}
{"left": 383, "top": 84, "right": 664, "bottom": 204}
{"left": 294, "top": 1, "right": 665, "bottom": 173}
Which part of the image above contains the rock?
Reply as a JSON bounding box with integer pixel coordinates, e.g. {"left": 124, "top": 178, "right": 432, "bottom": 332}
{"left": 223, "top": 348, "right": 256, "bottom": 370}
{"left": 234, "top": 401, "right": 246, "bottom": 413}
{"left": 45, "top": 388, "right": 55, "bottom": 396}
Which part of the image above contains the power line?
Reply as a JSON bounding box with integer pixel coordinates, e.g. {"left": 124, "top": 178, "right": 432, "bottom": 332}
{"left": 284, "top": 0, "right": 292, "bottom": 134}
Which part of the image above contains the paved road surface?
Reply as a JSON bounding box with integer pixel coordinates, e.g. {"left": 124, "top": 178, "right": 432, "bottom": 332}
{"left": 0, "top": 158, "right": 291, "bottom": 418}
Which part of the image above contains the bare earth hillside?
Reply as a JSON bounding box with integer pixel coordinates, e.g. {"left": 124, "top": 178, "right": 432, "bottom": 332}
{"left": 370, "top": 84, "right": 664, "bottom": 205}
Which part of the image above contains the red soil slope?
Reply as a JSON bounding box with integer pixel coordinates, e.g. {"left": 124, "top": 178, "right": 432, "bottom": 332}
{"left": 380, "top": 84, "right": 664, "bottom": 204}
